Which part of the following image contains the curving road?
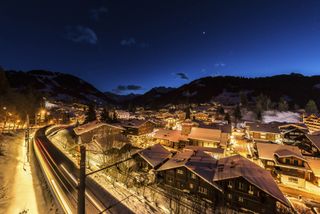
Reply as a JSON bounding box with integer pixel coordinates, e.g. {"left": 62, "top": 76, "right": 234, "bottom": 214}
{"left": 33, "top": 127, "right": 133, "bottom": 214}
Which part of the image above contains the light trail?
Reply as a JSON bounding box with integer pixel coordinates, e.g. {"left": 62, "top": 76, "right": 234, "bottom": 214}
{"left": 60, "top": 164, "right": 107, "bottom": 213}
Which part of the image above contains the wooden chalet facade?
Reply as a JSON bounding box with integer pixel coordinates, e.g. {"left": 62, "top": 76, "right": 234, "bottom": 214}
{"left": 153, "top": 149, "right": 291, "bottom": 213}
{"left": 214, "top": 155, "right": 291, "bottom": 214}
{"left": 256, "top": 143, "right": 314, "bottom": 188}
{"left": 245, "top": 122, "right": 282, "bottom": 143}
{"left": 301, "top": 133, "right": 320, "bottom": 157}
{"left": 278, "top": 123, "right": 308, "bottom": 146}
{"left": 157, "top": 150, "right": 221, "bottom": 204}
{"left": 120, "top": 119, "right": 156, "bottom": 136}
{"left": 303, "top": 113, "right": 320, "bottom": 133}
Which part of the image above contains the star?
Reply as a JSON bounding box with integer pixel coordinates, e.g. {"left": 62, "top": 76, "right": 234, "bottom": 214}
{"left": 202, "top": 31, "right": 206, "bottom": 35}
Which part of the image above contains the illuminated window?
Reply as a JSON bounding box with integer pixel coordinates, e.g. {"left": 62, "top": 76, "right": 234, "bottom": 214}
{"left": 191, "top": 173, "right": 197, "bottom": 179}
{"left": 248, "top": 185, "right": 254, "bottom": 195}
{"left": 228, "top": 180, "right": 233, "bottom": 188}
{"left": 189, "top": 183, "right": 194, "bottom": 189}
{"left": 198, "top": 186, "right": 208, "bottom": 195}
{"left": 227, "top": 193, "right": 232, "bottom": 199}
{"left": 238, "top": 196, "right": 244, "bottom": 203}
{"left": 177, "top": 169, "right": 184, "bottom": 174}
{"left": 238, "top": 182, "right": 244, "bottom": 190}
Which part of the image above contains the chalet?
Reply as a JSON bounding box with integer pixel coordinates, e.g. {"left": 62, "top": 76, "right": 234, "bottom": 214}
{"left": 119, "top": 119, "right": 156, "bottom": 136}
{"left": 73, "top": 120, "right": 124, "bottom": 144}
{"left": 256, "top": 143, "right": 313, "bottom": 188}
{"left": 188, "top": 127, "right": 228, "bottom": 148}
{"left": 153, "top": 129, "right": 189, "bottom": 148}
{"left": 157, "top": 150, "right": 222, "bottom": 203}
{"left": 305, "top": 157, "right": 320, "bottom": 186}
{"left": 132, "top": 144, "right": 172, "bottom": 171}
{"left": 192, "top": 112, "right": 209, "bottom": 121}
{"left": 302, "top": 133, "right": 320, "bottom": 157}
{"left": 303, "top": 113, "right": 320, "bottom": 133}
{"left": 214, "top": 155, "right": 291, "bottom": 214}
{"left": 157, "top": 150, "right": 291, "bottom": 213}
{"left": 278, "top": 123, "right": 308, "bottom": 145}
{"left": 245, "top": 122, "right": 283, "bottom": 143}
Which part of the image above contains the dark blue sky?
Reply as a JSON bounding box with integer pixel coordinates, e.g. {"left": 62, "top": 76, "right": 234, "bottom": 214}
{"left": 1, "top": 0, "right": 320, "bottom": 94}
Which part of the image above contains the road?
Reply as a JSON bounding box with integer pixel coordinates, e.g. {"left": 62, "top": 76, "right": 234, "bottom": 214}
{"left": 34, "top": 127, "right": 134, "bottom": 214}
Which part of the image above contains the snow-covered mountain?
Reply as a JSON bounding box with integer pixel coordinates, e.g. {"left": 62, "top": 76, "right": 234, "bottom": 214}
{"left": 5, "top": 70, "right": 113, "bottom": 104}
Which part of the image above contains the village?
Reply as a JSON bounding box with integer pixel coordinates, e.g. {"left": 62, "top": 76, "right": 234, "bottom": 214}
{"left": 39, "top": 98, "right": 320, "bottom": 214}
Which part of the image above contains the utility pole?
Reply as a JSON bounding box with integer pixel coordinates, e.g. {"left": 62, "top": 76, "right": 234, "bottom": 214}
{"left": 25, "top": 114, "right": 30, "bottom": 162}
{"left": 78, "top": 137, "right": 86, "bottom": 214}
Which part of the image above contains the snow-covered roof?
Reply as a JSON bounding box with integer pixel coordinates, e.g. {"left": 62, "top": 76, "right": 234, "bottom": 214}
{"left": 153, "top": 129, "right": 188, "bottom": 143}
{"left": 157, "top": 150, "right": 222, "bottom": 191}
{"left": 120, "top": 119, "right": 155, "bottom": 128}
{"left": 188, "top": 127, "right": 221, "bottom": 142}
{"left": 184, "top": 146, "right": 224, "bottom": 154}
{"left": 274, "top": 148, "right": 305, "bottom": 160}
{"left": 256, "top": 142, "right": 303, "bottom": 161}
{"left": 138, "top": 144, "right": 172, "bottom": 168}
{"left": 305, "top": 133, "right": 320, "bottom": 150}
{"left": 305, "top": 157, "right": 320, "bottom": 177}
{"left": 246, "top": 122, "right": 283, "bottom": 134}
{"left": 213, "top": 155, "right": 290, "bottom": 207}
{"left": 74, "top": 120, "right": 124, "bottom": 135}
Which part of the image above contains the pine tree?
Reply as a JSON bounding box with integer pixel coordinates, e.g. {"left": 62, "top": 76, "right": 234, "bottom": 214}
{"left": 185, "top": 106, "right": 191, "bottom": 119}
{"left": 224, "top": 113, "right": 231, "bottom": 124}
{"left": 278, "top": 97, "right": 289, "bottom": 112}
{"left": 233, "top": 104, "right": 242, "bottom": 122}
{"left": 0, "top": 66, "right": 9, "bottom": 95}
{"left": 305, "top": 100, "right": 318, "bottom": 114}
{"left": 217, "top": 106, "right": 225, "bottom": 115}
{"left": 100, "top": 108, "right": 108, "bottom": 122}
{"left": 84, "top": 104, "right": 96, "bottom": 123}
{"left": 240, "top": 91, "right": 248, "bottom": 107}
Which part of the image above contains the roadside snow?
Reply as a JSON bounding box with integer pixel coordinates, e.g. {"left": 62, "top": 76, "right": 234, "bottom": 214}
{"left": 0, "top": 132, "right": 58, "bottom": 213}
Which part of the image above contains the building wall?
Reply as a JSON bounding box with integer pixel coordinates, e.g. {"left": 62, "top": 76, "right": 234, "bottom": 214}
{"left": 158, "top": 166, "right": 218, "bottom": 203}
{"left": 280, "top": 174, "right": 305, "bottom": 188}
{"left": 217, "top": 177, "right": 286, "bottom": 214}
{"left": 250, "top": 131, "right": 281, "bottom": 142}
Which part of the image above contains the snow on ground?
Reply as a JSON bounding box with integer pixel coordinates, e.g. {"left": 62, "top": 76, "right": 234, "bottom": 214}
{"left": 262, "top": 110, "right": 301, "bottom": 123}
{"left": 0, "top": 132, "right": 58, "bottom": 214}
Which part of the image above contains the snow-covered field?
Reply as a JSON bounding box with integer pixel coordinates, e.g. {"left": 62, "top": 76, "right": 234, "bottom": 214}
{"left": 0, "top": 132, "right": 58, "bottom": 214}
{"left": 262, "top": 110, "right": 301, "bottom": 123}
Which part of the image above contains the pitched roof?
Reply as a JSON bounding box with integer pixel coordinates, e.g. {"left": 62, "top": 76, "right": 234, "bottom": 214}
{"left": 246, "top": 122, "right": 283, "bottom": 134}
{"left": 120, "top": 119, "right": 154, "bottom": 128}
{"left": 157, "top": 150, "right": 221, "bottom": 190}
{"left": 274, "top": 148, "right": 305, "bottom": 160}
{"left": 197, "top": 122, "right": 232, "bottom": 134}
{"left": 256, "top": 143, "right": 303, "bottom": 161}
{"left": 305, "top": 157, "right": 320, "bottom": 177}
{"left": 305, "top": 134, "right": 320, "bottom": 150}
{"left": 157, "top": 150, "right": 194, "bottom": 171}
{"left": 188, "top": 127, "right": 221, "bottom": 142}
{"left": 153, "top": 129, "right": 188, "bottom": 143}
{"left": 138, "top": 144, "right": 172, "bottom": 168}
{"left": 278, "top": 123, "right": 308, "bottom": 130}
{"left": 213, "top": 155, "right": 290, "bottom": 207}
{"left": 73, "top": 120, "right": 124, "bottom": 136}
{"left": 184, "top": 146, "right": 224, "bottom": 154}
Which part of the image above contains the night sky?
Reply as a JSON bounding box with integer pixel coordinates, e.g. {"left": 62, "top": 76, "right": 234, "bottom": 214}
{"left": 1, "top": 0, "right": 320, "bottom": 94}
